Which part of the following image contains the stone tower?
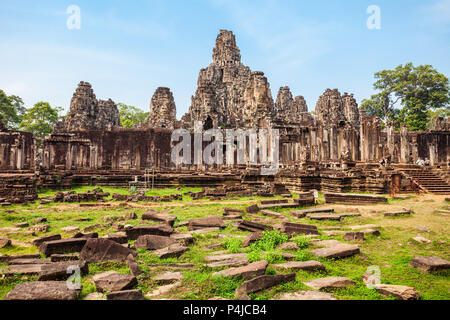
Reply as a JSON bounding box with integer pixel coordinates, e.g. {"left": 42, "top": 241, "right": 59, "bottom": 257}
{"left": 57, "top": 81, "right": 121, "bottom": 132}
{"left": 148, "top": 87, "right": 177, "bottom": 129}
{"left": 182, "top": 30, "right": 274, "bottom": 129}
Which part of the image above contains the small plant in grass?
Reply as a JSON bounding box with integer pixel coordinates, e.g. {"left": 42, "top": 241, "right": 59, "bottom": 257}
{"left": 247, "top": 249, "right": 263, "bottom": 263}
{"left": 290, "top": 235, "right": 311, "bottom": 249}
{"left": 222, "top": 237, "right": 243, "bottom": 253}
{"left": 250, "top": 229, "right": 289, "bottom": 251}
{"left": 263, "top": 251, "right": 284, "bottom": 264}
{"left": 294, "top": 250, "right": 314, "bottom": 261}
{"left": 212, "top": 275, "right": 243, "bottom": 299}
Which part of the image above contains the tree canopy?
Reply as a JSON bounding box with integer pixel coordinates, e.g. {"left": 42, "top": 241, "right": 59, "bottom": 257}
{"left": 360, "top": 62, "right": 450, "bottom": 131}
{"left": 19, "top": 102, "right": 62, "bottom": 138}
{"left": 0, "top": 90, "right": 26, "bottom": 130}
{"left": 117, "top": 103, "right": 149, "bottom": 128}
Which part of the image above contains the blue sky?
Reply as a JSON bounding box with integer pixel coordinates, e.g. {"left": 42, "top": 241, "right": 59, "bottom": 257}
{"left": 1, "top": 0, "right": 449, "bottom": 118}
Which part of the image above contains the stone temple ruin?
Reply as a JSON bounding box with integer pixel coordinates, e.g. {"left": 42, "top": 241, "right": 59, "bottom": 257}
{"left": 0, "top": 30, "right": 449, "bottom": 203}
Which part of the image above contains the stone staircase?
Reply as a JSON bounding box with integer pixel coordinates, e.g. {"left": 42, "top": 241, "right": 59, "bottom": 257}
{"left": 401, "top": 168, "right": 450, "bottom": 195}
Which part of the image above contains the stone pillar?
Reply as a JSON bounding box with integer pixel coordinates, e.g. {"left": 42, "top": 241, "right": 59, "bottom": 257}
{"left": 386, "top": 121, "right": 395, "bottom": 159}
{"left": 400, "top": 125, "right": 409, "bottom": 164}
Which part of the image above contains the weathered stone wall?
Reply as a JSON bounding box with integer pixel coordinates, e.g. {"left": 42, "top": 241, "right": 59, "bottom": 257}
{"left": 0, "top": 125, "right": 34, "bottom": 172}
{"left": 41, "top": 128, "right": 172, "bottom": 171}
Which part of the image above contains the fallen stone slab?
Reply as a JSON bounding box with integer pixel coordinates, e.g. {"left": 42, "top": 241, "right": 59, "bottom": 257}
{"left": 39, "top": 238, "right": 87, "bottom": 256}
{"left": 124, "top": 212, "right": 138, "bottom": 220}
{"left": 223, "top": 208, "right": 244, "bottom": 216}
{"left": 93, "top": 271, "right": 137, "bottom": 293}
{"left": 126, "top": 224, "right": 174, "bottom": 240}
{"left": 238, "top": 220, "right": 272, "bottom": 233}
{"left": 410, "top": 256, "right": 450, "bottom": 273}
{"left": 411, "top": 237, "right": 431, "bottom": 244}
{"left": 207, "top": 258, "right": 249, "bottom": 268}
{"left": 50, "top": 253, "right": 80, "bottom": 262}
{"left": 103, "top": 232, "right": 128, "bottom": 244}
{"left": 291, "top": 207, "right": 334, "bottom": 219}
{"left": 261, "top": 210, "right": 286, "bottom": 219}
{"left": 0, "top": 253, "right": 40, "bottom": 263}
{"left": 190, "top": 227, "right": 221, "bottom": 234}
{"left": 0, "top": 263, "right": 45, "bottom": 275}
{"left": 343, "top": 232, "right": 364, "bottom": 241}
{"left": 260, "top": 199, "right": 289, "bottom": 205}
{"left": 38, "top": 260, "right": 88, "bottom": 281}
{"left": 153, "top": 244, "right": 189, "bottom": 259}
{"left": 374, "top": 284, "right": 420, "bottom": 300}
{"left": 188, "top": 216, "right": 226, "bottom": 231}
{"left": 15, "top": 222, "right": 29, "bottom": 228}
{"left": 8, "top": 258, "right": 52, "bottom": 265}
{"left": 276, "top": 291, "right": 337, "bottom": 300}
{"left": 324, "top": 192, "right": 387, "bottom": 204}
{"left": 205, "top": 253, "right": 248, "bottom": 262}
{"left": 29, "top": 224, "right": 50, "bottom": 233}
{"left": 223, "top": 215, "right": 242, "bottom": 221}
{"left": 107, "top": 289, "right": 145, "bottom": 300}
{"left": 384, "top": 209, "right": 411, "bottom": 217}
{"left": 4, "top": 281, "right": 80, "bottom": 300}
{"left": 243, "top": 231, "right": 263, "bottom": 247}
{"left": 360, "top": 229, "right": 381, "bottom": 236}
{"left": 272, "top": 261, "right": 325, "bottom": 272}
{"left": 72, "top": 232, "right": 98, "bottom": 239}
{"left": 170, "top": 232, "right": 195, "bottom": 245}
{"left": 282, "top": 222, "right": 319, "bottom": 236}
{"left": 235, "top": 274, "right": 296, "bottom": 298}
{"left": 0, "top": 237, "right": 11, "bottom": 248}
{"left": 308, "top": 214, "right": 341, "bottom": 221}
{"left": 135, "top": 235, "right": 176, "bottom": 250}
{"left": 303, "top": 277, "right": 355, "bottom": 290}
{"left": 310, "top": 240, "right": 360, "bottom": 259}
{"left": 147, "top": 263, "right": 194, "bottom": 269}
{"left": 142, "top": 210, "right": 176, "bottom": 227}
{"left": 80, "top": 238, "right": 137, "bottom": 263}
{"left": 32, "top": 234, "right": 62, "bottom": 247}
{"left": 61, "top": 226, "right": 80, "bottom": 233}
{"left": 146, "top": 281, "right": 182, "bottom": 298}
{"left": 126, "top": 254, "right": 142, "bottom": 277}
{"left": 154, "top": 271, "right": 183, "bottom": 284}
{"left": 213, "top": 260, "right": 268, "bottom": 279}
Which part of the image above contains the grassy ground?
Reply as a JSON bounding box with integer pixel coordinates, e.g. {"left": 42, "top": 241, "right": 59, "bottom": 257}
{"left": 0, "top": 187, "right": 449, "bottom": 300}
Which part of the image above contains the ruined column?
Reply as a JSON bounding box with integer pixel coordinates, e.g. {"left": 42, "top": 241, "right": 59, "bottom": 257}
{"left": 400, "top": 125, "right": 409, "bottom": 164}
{"left": 386, "top": 121, "right": 395, "bottom": 159}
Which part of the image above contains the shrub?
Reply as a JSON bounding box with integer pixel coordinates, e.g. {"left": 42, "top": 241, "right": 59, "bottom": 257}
{"left": 250, "top": 229, "right": 289, "bottom": 251}
{"left": 223, "top": 237, "right": 243, "bottom": 253}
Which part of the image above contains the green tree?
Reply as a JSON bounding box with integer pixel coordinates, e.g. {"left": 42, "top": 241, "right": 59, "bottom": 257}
{"left": 20, "top": 102, "right": 62, "bottom": 138}
{"left": 361, "top": 63, "right": 450, "bottom": 131}
{"left": 0, "top": 90, "right": 26, "bottom": 129}
{"left": 117, "top": 103, "right": 148, "bottom": 128}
